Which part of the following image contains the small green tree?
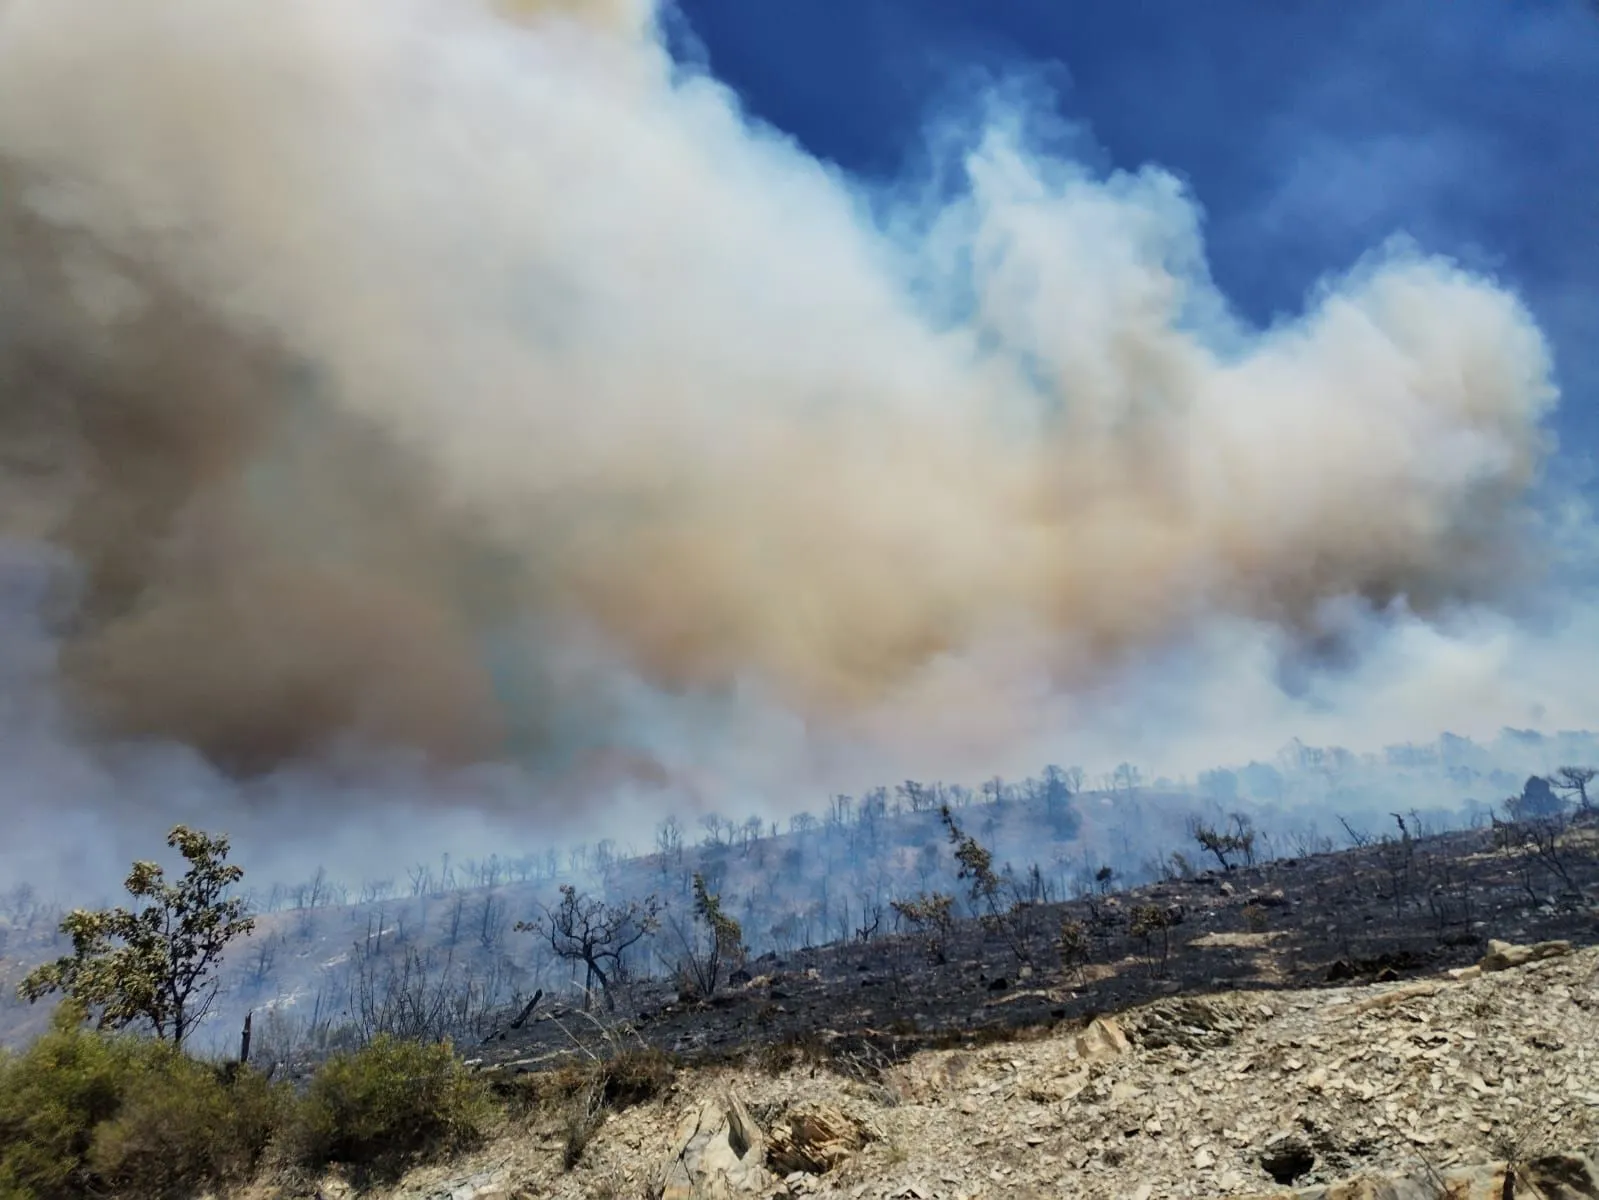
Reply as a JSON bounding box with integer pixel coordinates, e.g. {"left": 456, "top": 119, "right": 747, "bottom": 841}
{"left": 1188, "top": 812, "right": 1256, "bottom": 872}
{"left": 1129, "top": 904, "right": 1176, "bottom": 975}
{"left": 1056, "top": 917, "right": 1090, "bottom": 981}
{"left": 286, "top": 1035, "right": 491, "bottom": 1177}
{"left": 19, "top": 826, "right": 255, "bottom": 1047}
{"left": 890, "top": 892, "right": 955, "bottom": 964}
{"left": 667, "top": 873, "right": 744, "bottom": 998}
{"left": 940, "top": 804, "right": 1000, "bottom": 910}
{"left": 939, "top": 805, "right": 1035, "bottom": 965}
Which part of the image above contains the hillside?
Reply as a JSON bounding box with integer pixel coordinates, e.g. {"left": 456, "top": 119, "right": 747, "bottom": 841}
{"left": 330, "top": 807, "right": 1599, "bottom": 1197}
{"left": 0, "top": 776, "right": 1252, "bottom": 1052}
{"left": 415, "top": 809, "right": 1599, "bottom": 1077}
{"left": 6, "top": 730, "right": 1594, "bottom": 1058}
{"left": 319, "top": 808, "right": 1599, "bottom": 1196}
{"left": 333, "top": 938, "right": 1599, "bottom": 1199}
{"left": 2, "top": 790, "right": 1597, "bottom": 1197}
{"left": 4, "top": 778, "right": 1596, "bottom": 1059}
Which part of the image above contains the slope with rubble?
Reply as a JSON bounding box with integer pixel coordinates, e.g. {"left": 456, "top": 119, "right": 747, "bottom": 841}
{"left": 315, "top": 810, "right": 1599, "bottom": 1200}
{"left": 339, "top": 937, "right": 1599, "bottom": 1200}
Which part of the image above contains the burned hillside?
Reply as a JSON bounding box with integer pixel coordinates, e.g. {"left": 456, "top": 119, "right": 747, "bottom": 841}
{"left": 5, "top": 738, "right": 1599, "bottom": 1063}
{"left": 464, "top": 805, "right": 1599, "bottom": 1079}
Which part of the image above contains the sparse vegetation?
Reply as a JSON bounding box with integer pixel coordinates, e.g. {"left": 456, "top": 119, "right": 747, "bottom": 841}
{"left": 1491, "top": 800, "right": 1583, "bottom": 907}
{"left": 1128, "top": 904, "right": 1177, "bottom": 974}
{"left": 488, "top": 1018, "right": 677, "bottom": 1174}
{"left": 1552, "top": 765, "right": 1597, "bottom": 811}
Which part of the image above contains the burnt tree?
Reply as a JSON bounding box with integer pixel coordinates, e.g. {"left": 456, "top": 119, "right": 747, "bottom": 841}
{"left": 517, "top": 886, "right": 660, "bottom": 1012}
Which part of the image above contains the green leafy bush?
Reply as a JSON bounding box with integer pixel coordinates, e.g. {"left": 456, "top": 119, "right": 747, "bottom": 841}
{"left": 0, "top": 1008, "right": 496, "bottom": 1193}
{"left": 87, "top": 1051, "right": 286, "bottom": 1198}
{"left": 0, "top": 1003, "right": 128, "bottom": 1199}
{"left": 0, "top": 1002, "right": 285, "bottom": 1199}
{"left": 287, "top": 1035, "right": 494, "bottom": 1179}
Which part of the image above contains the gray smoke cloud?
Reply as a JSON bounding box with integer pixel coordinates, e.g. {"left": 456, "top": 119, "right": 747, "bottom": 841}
{"left": 0, "top": 0, "right": 1590, "bottom": 890}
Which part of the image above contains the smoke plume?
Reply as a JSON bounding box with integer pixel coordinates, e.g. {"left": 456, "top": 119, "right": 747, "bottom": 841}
{"left": 0, "top": 0, "right": 1581, "bottom": 865}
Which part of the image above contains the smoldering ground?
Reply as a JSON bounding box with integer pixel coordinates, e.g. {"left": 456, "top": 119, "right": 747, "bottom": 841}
{"left": 0, "top": 0, "right": 1592, "bottom": 890}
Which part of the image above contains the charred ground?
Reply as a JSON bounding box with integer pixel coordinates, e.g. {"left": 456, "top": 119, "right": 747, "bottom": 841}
{"left": 470, "top": 809, "right": 1599, "bottom": 1078}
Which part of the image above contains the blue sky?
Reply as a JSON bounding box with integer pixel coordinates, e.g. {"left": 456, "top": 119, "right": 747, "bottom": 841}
{"left": 672, "top": 0, "right": 1599, "bottom": 465}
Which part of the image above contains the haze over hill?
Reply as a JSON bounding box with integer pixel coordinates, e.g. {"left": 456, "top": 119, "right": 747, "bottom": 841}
{"left": 0, "top": 0, "right": 1596, "bottom": 893}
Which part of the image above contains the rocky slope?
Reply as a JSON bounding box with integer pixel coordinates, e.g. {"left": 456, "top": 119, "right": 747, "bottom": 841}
{"left": 323, "top": 938, "right": 1598, "bottom": 1200}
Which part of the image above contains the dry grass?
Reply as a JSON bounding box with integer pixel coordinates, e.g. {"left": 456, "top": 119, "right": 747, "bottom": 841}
{"left": 1189, "top": 930, "right": 1286, "bottom": 949}
{"left": 484, "top": 1009, "right": 679, "bottom": 1173}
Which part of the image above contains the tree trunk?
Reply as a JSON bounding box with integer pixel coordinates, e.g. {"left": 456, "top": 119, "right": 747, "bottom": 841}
{"left": 509, "top": 989, "right": 543, "bottom": 1030}
{"left": 590, "top": 960, "right": 614, "bottom": 1011}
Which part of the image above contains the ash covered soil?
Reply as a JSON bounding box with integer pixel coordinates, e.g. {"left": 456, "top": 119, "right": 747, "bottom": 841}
{"left": 473, "top": 816, "right": 1599, "bottom": 1075}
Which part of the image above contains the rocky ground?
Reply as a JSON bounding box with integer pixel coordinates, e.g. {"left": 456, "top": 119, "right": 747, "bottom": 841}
{"left": 339, "top": 936, "right": 1599, "bottom": 1200}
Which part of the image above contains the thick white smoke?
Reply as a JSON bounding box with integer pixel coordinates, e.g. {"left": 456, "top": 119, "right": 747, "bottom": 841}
{"left": 0, "top": 0, "right": 1590, "bottom": 890}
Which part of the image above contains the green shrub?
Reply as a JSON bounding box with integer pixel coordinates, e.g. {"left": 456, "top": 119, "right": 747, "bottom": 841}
{"left": 0, "top": 1002, "right": 285, "bottom": 1199}
{"left": 0, "top": 1003, "right": 129, "bottom": 1199}
{"left": 0, "top": 1009, "right": 498, "bottom": 1194}
{"left": 87, "top": 1053, "right": 287, "bottom": 1198}
{"left": 287, "top": 1036, "right": 494, "bottom": 1179}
